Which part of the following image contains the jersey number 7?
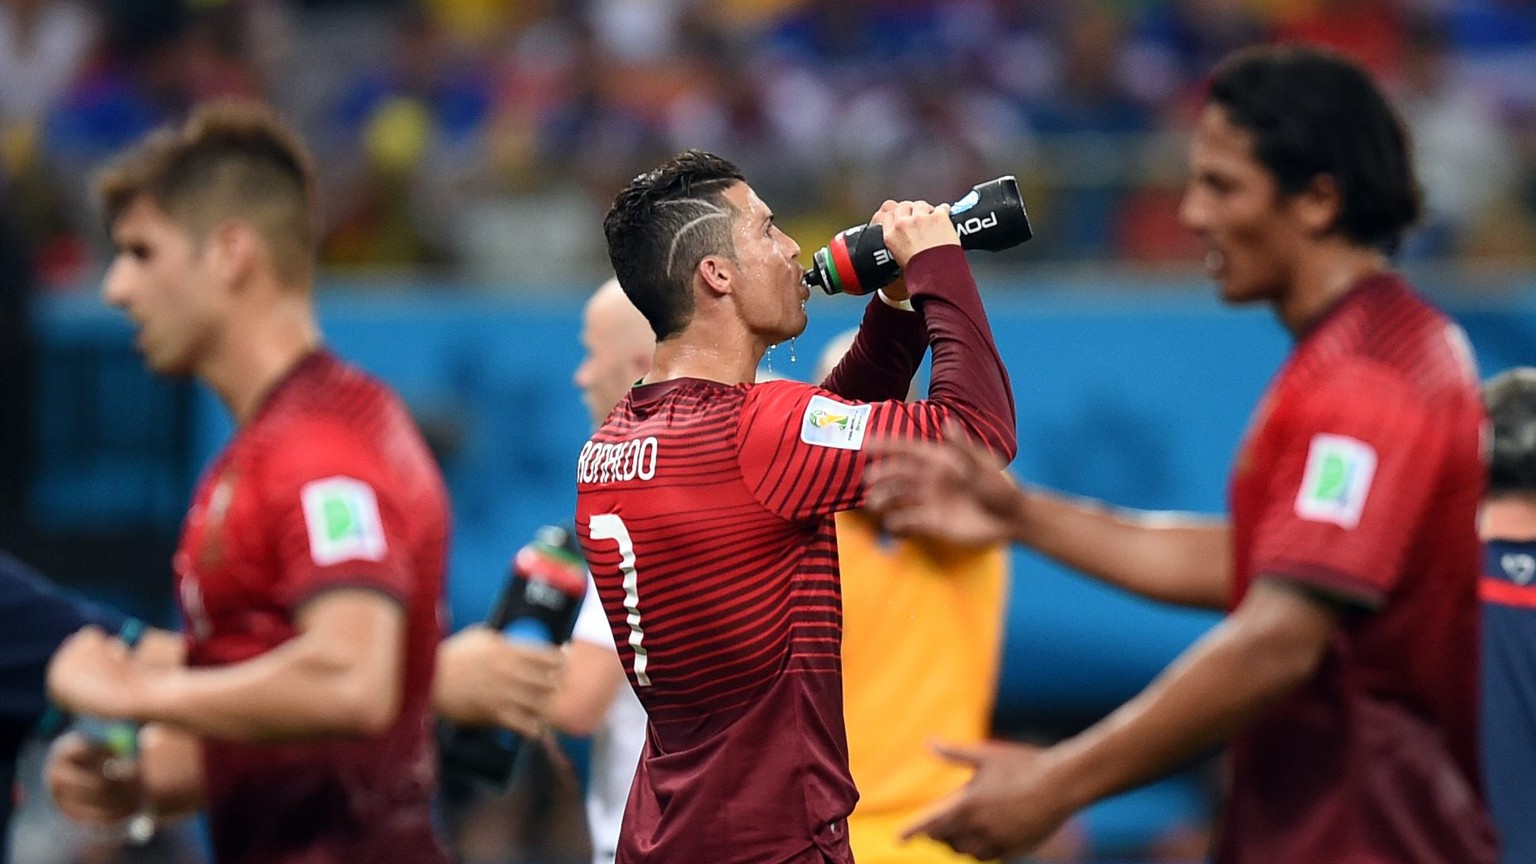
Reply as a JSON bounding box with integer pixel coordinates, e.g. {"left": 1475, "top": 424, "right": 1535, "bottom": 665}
{"left": 587, "top": 514, "right": 651, "bottom": 686}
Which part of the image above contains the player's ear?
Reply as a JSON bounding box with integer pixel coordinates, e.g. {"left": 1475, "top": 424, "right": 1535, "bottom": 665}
{"left": 1293, "top": 173, "right": 1342, "bottom": 238}
{"left": 696, "top": 254, "right": 734, "bottom": 298}
{"left": 207, "top": 218, "right": 262, "bottom": 294}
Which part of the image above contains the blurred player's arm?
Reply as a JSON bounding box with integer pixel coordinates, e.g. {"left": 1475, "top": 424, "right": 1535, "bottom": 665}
{"left": 138, "top": 722, "right": 205, "bottom": 816}
{"left": 908, "top": 578, "right": 1334, "bottom": 859}
{"left": 868, "top": 432, "right": 1230, "bottom": 609}
{"left": 48, "top": 588, "right": 407, "bottom": 741}
{"left": 133, "top": 627, "right": 185, "bottom": 667}
{"left": 547, "top": 640, "right": 628, "bottom": 736}
{"left": 1009, "top": 487, "right": 1230, "bottom": 609}
{"left": 541, "top": 584, "right": 628, "bottom": 736}
{"left": 1041, "top": 577, "right": 1334, "bottom": 800}
{"left": 433, "top": 624, "right": 563, "bottom": 736}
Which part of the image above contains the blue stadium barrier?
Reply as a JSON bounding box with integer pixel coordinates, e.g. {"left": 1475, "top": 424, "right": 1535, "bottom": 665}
{"left": 34, "top": 278, "right": 1536, "bottom": 719}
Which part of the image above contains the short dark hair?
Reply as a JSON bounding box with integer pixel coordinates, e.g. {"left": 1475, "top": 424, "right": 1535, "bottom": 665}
{"left": 98, "top": 99, "right": 316, "bottom": 286}
{"left": 603, "top": 150, "right": 746, "bottom": 341}
{"left": 1208, "top": 44, "right": 1422, "bottom": 254}
{"left": 1485, "top": 368, "right": 1536, "bottom": 495}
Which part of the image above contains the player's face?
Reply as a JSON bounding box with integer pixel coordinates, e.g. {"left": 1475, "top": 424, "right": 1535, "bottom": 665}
{"left": 102, "top": 197, "right": 223, "bottom": 376}
{"left": 1180, "top": 104, "right": 1306, "bottom": 306}
{"left": 721, "top": 182, "right": 808, "bottom": 344}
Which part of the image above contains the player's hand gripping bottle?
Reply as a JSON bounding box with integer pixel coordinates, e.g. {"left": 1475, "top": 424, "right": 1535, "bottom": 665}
{"left": 438, "top": 525, "right": 586, "bottom": 787}
{"left": 71, "top": 619, "right": 157, "bottom": 843}
{"left": 804, "top": 176, "right": 1034, "bottom": 296}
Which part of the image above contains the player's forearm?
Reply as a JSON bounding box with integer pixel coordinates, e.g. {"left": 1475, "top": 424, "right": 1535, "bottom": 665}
{"left": 133, "top": 628, "right": 185, "bottom": 668}
{"left": 548, "top": 643, "right": 627, "bottom": 736}
{"left": 138, "top": 723, "right": 205, "bottom": 819}
{"left": 133, "top": 637, "right": 401, "bottom": 742}
{"left": 905, "top": 246, "right": 1017, "bottom": 461}
{"left": 1047, "top": 596, "right": 1324, "bottom": 810}
{"left": 1015, "top": 488, "right": 1231, "bottom": 609}
{"left": 819, "top": 292, "right": 927, "bottom": 402}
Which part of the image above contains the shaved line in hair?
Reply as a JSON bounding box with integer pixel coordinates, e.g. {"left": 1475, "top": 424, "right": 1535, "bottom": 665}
{"left": 664, "top": 199, "right": 733, "bottom": 278}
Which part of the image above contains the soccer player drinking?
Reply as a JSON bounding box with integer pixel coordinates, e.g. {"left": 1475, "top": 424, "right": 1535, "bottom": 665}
{"left": 577, "top": 150, "right": 1018, "bottom": 863}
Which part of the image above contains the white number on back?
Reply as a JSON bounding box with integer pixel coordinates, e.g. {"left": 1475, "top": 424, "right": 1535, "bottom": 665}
{"left": 587, "top": 513, "right": 650, "bottom": 686}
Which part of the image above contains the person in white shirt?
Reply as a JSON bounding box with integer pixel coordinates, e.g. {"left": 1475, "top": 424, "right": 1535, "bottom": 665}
{"left": 554, "top": 278, "right": 654, "bottom": 863}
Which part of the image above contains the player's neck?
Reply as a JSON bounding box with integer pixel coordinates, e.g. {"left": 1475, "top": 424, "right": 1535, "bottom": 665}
{"left": 1277, "top": 241, "right": 1390, "bottom": 337}
{"left": 199, "top": 295, "right": 322, "bottom": 425}
{"left": 645, "top": 328, "right": 762, "bottom": 386}
{"left": 1482, "top": 496, "right": 1536, "bottom": 542}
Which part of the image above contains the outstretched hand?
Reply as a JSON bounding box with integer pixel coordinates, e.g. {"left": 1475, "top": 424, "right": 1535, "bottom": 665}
{"left": 902, "top": 739, "right": 1078, "bottom": 862}
{"left": 865, "top": 424, "right": 1023, "bottom": 547}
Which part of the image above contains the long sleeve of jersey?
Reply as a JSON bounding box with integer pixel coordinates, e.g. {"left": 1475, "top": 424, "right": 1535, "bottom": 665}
{"left": 904, "top": 245, "right": 1017, "bottom": 456}
{"left": 0, "top": 552, "right": 125, "bottom": 726}
{"left": 819, "top": 295, "right": 927, "bottom": 403}
{"left": 740, "top": 245, "right": 1017, "bottom": 521}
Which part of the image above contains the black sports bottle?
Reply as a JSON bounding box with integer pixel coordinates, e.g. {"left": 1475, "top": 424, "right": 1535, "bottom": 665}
{"left": 804, "top": 176, "right": 1033, "bottom": 296}
{"left": 438, "top": 525, "right": 586, "bottom": 787}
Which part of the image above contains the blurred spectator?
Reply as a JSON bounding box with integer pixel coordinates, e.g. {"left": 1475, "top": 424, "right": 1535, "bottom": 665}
{"left": 838, "top": 62, "right": 1027, "bottom": 211}
{"left": 1393, "top": 15, "right": 1519, "bottom": 259}
{"left": 38, "top": 1, "right": 263, "bottom": 284}
{"left": 1518, "top": 107, "right": 1536, "bottom": 243}
{"left": 453, "top": 15, "right": 642, "bottom": 282}
{"left": 273, "top": 0, "right": 404, "bottom": 148}
{"left": 665, "top": 27, "right": 830, "bottom": 211}
{"left": 586, "top": 0, "right": 690, "bottom": 62}
{"left": 322, "top": 5, "right": 490, "bottom": 269}
{"left": 1443, "top": 0, "right": 1536, "bottom": 113}
{"left": 0, "top": 0, "right": 96, "bottom": 127}
{"left": 534, "top": 20, "right": 667, "bottom": 195}
{"left": 1025, "top": 7, "right": 1150, "bottom": 260}
{"left": 1273, "top": 0, "right": 1406, "bottom": 80}
{"left": 1126, "top": 0, "right": 1272, "bottom": 107}
{"left": 5, "top": 0, "right": 1536, "bottom": 283}
{"left": 45, "top": 1, "right": 197, "bottom": 161}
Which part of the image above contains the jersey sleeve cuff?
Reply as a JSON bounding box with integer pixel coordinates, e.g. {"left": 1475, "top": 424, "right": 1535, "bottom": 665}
{"left": 285, "top": 570, "right": 410, "bottom": 612}
{"left": 1256, "top": 562, "right": 1386, "bottom": 611}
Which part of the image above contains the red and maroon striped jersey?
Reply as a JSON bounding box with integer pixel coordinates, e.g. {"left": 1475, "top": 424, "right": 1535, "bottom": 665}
{"left": 576, "top": 246, "right": 1016, "bottom": 864}
{"left": 176, "top": 351, "right": 450, "bottom": 864}
{"left": 1222, "top": 273, "right": 1496, "bottom": 863}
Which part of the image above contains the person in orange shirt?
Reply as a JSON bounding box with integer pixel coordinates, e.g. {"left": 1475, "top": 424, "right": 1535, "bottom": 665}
{"left": 816, "top": 330, "right": 1012, "bottom": 864}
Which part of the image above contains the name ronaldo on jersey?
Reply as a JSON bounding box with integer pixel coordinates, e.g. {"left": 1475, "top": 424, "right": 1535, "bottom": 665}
{"left": 578, "top": 436, "right": 660, "bottom": 485}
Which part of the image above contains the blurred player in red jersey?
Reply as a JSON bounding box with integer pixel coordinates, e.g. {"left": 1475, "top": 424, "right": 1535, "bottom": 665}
{"left": 577, "top": 150, "right": 1018, "bottom": 864}
{"left": 39, "top": 101, "right": 463, "bottom": 864}
{"left": 865, "top": 45, "right": 1498, "bottom": 864}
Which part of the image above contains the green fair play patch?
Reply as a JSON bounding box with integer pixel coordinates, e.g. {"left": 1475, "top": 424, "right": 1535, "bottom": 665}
{"left": 1294, "top": 433, "right": 1377, "bottom": 529}
{"left": 301, "top": 476, "right": 387, "bottom": 565}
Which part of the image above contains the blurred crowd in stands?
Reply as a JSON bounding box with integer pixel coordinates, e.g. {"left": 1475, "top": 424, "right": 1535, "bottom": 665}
{"left": 2, "top": 0, "right": 1534, "bottom": 290}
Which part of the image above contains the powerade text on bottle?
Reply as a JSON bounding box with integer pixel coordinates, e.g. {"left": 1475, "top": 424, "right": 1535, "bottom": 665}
{"left": 804, "top": 176, "right": 1033, "bottom": 297}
